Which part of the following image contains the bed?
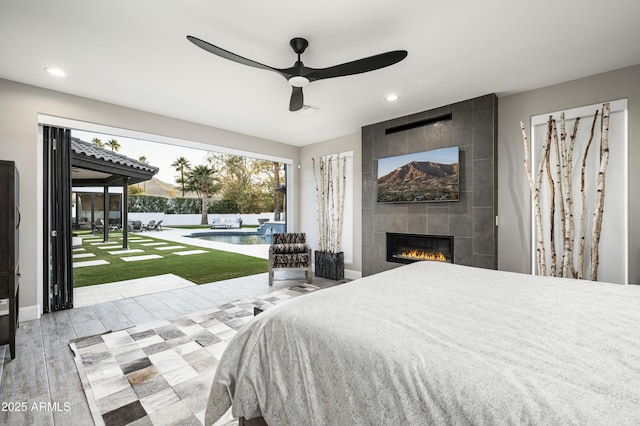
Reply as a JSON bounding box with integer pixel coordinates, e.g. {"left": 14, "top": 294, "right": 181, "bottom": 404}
{"left": 204, "top": 261, "right": 640, "bottom": 425}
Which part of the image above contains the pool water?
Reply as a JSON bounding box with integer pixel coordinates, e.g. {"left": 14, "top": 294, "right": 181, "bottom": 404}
{"left": 191, "top": 233, "right": 272, "bottom": 245}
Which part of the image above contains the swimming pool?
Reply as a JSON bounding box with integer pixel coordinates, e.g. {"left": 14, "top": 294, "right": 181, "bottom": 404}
{"left": 189, "top": 232, "right": 272, "bottom": 245}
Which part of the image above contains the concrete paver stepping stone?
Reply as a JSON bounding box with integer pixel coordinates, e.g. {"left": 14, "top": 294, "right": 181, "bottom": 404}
{"left": 108, "top": 249, "right": 145, "bottom": 255}
{"left": 73, "top": 253, "right": 96, "bottom": 259}
{"left": 120, "top": 254, "right": 164, "bottom": 262}
{"left": 73, "top": 260, "right": 110, "bottom": 268}
{"left": 173, "top": 250, "right": 208, "bottom": 256}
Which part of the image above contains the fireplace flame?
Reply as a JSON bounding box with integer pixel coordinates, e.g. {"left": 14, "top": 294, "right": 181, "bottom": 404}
{"left": 398, "top": 249, "right": 447, "bottom": 262}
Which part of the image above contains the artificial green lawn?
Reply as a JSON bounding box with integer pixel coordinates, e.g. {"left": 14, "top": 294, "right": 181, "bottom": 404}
{"left": 73, "top": 232, "right": 268, "bottom": 287}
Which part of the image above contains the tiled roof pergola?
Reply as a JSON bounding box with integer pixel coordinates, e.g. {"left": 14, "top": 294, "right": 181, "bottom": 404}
{"left": 71, "top": 137, "right": 159, "bottom": 248}
{"left": 71, "top": 138, "right": 158, "bottom": 186}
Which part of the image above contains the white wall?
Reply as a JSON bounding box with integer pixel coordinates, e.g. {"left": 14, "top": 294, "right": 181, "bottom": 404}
{"left": 299, "top": 132, "right": 362, "bottom": 278}
{"left": 127, "top": 212, "right": 275, "bottom": 226}
{"left": 498, "top": 65, "right": 640, "bottom": 284}
{"left": 0, "top": 78, "right": 300, "bottom": 319}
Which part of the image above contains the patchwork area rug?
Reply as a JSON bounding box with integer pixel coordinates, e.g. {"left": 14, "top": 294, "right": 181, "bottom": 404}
{"left": 70, "top": 284, "right": 320, "bottom": 426}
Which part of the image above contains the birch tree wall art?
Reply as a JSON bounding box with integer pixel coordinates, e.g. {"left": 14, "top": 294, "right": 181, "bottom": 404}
{"left": 312, "top": 154, "right": 347, "bottom": 280}
{"left": 521, "top": 100, "right": 628, "bottom": 284}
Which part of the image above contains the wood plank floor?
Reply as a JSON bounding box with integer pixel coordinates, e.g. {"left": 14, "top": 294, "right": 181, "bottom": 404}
{"left": 0, "top": 272, "right": 334, "bottom": 425}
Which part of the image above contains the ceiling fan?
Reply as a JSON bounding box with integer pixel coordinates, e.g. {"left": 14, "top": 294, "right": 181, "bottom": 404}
{"left": 186, "top": 35, "right": 408, "bottom": 112}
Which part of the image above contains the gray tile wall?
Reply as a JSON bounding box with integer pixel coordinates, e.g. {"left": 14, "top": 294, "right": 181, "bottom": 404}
{"left": 361, "top": 94, "right": 498, "bottom": 276}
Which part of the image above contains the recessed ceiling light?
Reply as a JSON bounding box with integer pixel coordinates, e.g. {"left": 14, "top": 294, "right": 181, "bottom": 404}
{"left": 386, "top": 94, "right": 399, "bottom": 102}
{"left": 44, "top": 67, "right": 66, "bottom": 77}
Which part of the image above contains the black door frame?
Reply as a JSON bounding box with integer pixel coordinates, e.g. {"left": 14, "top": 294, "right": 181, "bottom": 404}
{"left": 43, "top": 126, "right": 73, "bottom": 312}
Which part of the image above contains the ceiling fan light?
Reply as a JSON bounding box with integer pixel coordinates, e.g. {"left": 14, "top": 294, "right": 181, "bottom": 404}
{"left": 386, "top": 94, "right": 399, "bottom": 102}
{"left": 289, "top": 76, "right": 310, "bottom": 87}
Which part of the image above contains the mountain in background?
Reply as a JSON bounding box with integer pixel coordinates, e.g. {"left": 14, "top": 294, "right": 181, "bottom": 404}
{"left": 135, "top": 177, "right": 197, "bottom": 198}
{"left": 135, "top": 177, "right": 222, "bottom": 199}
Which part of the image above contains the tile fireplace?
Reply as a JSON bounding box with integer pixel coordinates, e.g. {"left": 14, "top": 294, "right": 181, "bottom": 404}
{"left": 386, "top": 233, "right": 454, "bottom": 264}
{"left": 362, "top": 94, "right": 498, "bottom": 275}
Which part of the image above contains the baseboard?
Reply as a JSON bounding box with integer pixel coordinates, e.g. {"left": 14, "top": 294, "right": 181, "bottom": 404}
{"left": 1, "top": 303, "right": 41, "bottom": 322}
{"left": 311, "top": 263, "right": 362, "bottom": 281}
{"left": 19, "top": 304, "right": 41, "bottom": 322}
{"left": 344, "top": 269, "right": 362, "bottom": 280}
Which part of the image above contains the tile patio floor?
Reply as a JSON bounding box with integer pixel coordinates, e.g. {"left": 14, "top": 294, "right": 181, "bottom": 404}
{"left": 73, "top": 274, "right": 197, "bottom": 307}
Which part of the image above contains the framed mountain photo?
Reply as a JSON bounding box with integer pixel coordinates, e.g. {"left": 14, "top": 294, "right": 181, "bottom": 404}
{"left": 376, "top": 146, "right": 459, "bottom": 203}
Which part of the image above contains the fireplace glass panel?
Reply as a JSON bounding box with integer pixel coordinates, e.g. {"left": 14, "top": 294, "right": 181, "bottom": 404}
{"left": 386, "top": 233, "right": 454, "bottom": 264}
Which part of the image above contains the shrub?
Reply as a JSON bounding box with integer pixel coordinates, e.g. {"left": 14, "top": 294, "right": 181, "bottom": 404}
{"left": 128, "top": 195, "right": 166, "bottom": 212}
{"left": 127, "top": 195, "right": 240, "bottom": 214}
{"left": 167, "top": 197, "right": 201, "bottom": 214}
{"left": 209, "top": 199, "right": 239, "bottom": 214}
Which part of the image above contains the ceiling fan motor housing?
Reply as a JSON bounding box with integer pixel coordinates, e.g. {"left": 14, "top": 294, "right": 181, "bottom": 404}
{"left": 290, "top": 37, "right": 309, "bottom": 55}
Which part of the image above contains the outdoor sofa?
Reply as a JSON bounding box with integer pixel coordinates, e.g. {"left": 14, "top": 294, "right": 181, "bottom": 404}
{"left": 211, "top": 217, "right": 242, "bottom": 229}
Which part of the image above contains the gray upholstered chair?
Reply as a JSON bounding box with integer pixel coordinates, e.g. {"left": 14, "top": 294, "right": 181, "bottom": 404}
{"left": 268, "top": 233, "right": 312, "bottom": 286}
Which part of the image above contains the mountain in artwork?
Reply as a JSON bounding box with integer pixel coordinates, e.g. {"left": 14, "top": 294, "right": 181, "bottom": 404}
{"left": 377, "top": 161, "right": 459, "bottom": 202}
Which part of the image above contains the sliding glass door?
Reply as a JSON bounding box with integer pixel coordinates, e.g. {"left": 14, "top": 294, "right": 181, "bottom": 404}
{"left": 43, "top": 126, "right": 73, "bottom": 312}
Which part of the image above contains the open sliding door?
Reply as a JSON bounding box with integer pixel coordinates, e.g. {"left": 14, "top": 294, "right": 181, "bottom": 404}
{"left": 43, "top": 126, "right": 73, "bottom": 312}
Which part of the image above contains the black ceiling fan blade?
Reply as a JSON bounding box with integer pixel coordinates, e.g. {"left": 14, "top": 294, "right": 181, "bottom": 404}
{"left": 306, "top": 50, "right": 407, "bottom": 81}
{"left": 289, "top": 86, "right": 304, "bottom": 112}
{"left": 187, "top": 35, "right": 281, "bottom": 74}
{"left": 187, "top": 35, "right": 407, "bottom": 111}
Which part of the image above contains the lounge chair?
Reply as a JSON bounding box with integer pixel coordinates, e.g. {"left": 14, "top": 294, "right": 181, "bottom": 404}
{"left": 91, "top": 219, "right": 104, "bottom": 233}
{"left": 146, "top": 219, "right": 163, "bottom": 231}
{"left": 142, "top": 220, "right": 156, "bottom": 231}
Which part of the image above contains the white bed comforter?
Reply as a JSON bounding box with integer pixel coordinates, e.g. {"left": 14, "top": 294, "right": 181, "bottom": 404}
{"left": 205, "top": 262, "right": 640, "bottom": 425}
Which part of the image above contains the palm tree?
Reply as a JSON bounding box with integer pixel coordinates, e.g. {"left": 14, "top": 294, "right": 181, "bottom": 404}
{"left": 138, "top": 156, "right": 149, "bottom": 193}
{"left": 92, "top": 137, "right": 105, "bottom": 148}
{"left": 106, "top": 139, "right": 121, "bottom": 152}
{"left": 171, "top": 156, "right": 191, "bottom": 197}
{"left": 185, "top": 165, "right": 220, "bottom": 224}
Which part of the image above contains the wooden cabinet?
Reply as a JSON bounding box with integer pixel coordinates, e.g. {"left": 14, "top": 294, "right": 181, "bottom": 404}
{"left": 0, "top": 160, "right": 19, "bottom": 359}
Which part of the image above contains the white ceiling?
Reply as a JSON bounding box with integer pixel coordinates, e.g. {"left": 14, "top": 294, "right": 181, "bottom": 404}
{"left": 1, "top": 1, "right": 639, "bottom": 147}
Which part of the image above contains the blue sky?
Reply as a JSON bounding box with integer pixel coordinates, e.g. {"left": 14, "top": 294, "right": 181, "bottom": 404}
{"left": 377, "top": 146, "right": 459, "bottom": 178}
